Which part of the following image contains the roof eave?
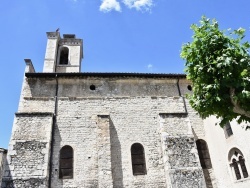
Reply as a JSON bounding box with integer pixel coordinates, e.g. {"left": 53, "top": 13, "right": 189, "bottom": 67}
{"left": 25, "top": 72, "right": 186, "bottom": 78}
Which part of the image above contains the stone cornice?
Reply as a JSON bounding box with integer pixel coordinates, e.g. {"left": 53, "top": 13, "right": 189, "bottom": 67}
{"left": 25, "top": 72, "right": 186, "bottom": 79}
{"left": 46, "top": 32, "right": 60, "bottom": 39}
{"left": 59, "top": 38, "right": 82, "bottom": 46}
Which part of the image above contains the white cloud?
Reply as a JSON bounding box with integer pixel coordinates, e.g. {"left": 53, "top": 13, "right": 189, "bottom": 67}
{"left": 100, "top": 0, "right": 121, "bottom": 12}
{"left": 123, "top": 0, "right": 153, "bottom": 11}
{"left": 147, "top": 64, "right": 153, "bottom": 70}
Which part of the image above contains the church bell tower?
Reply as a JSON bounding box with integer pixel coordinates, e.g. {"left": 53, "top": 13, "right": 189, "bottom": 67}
{"left": 43, "top": 32, "right": 83, "bottom": 73}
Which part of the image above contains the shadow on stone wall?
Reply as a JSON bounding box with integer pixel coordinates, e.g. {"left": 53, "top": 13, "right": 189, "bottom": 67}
{"left": 203, "top": 169, "right": 214, "bottom": 188}
{"left": 110, "top": 119, "right": 124, "bottom": 187}
{"left": 1, "top": 161, "right": 12, "bottom": 188}
{"left": 196, "top": 139, "right": 215, "bottom": 188}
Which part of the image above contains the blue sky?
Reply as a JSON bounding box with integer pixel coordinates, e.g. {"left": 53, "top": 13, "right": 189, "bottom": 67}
{"left": 1, "top": 0, "right": 250, "bottom": 148}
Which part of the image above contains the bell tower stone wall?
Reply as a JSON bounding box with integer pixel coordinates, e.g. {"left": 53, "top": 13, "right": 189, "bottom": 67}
{"left": 43, "top": 32, "right": 83, "bottom": 73}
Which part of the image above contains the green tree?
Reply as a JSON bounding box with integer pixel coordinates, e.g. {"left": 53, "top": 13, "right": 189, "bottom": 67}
{"left": 181, "top": 16, "right": 250, "bottom": 126}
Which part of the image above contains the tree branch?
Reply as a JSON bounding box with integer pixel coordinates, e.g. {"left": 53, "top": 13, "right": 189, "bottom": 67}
{"left": 230, "top": 87, "right": 250, "bottom": 118}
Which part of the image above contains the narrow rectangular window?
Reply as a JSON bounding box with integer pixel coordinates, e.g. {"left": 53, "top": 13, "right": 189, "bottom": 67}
{"left": 223, "top": 122, "right": 233, "bottom": 138}
{"left": 239, "top": 156, "right": 249, "bottom": 178}
{"left": 232, "top": 159, "right": 241, "bottom": 180}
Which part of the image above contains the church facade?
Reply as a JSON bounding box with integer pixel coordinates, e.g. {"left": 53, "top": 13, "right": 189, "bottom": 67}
{"left": 1, "top": 32, "right": 250, "bottom": 188}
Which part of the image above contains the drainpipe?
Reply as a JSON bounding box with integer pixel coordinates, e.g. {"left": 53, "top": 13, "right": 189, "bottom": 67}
{"left": 48, "top": 74, "right": 58, "bottom": 188}
{"left": 177, "top": 77, "right": 188, "bottom": 114}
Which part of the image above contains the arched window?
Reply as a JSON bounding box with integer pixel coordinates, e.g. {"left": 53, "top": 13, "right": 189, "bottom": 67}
{"left": 131, "top": 143, "right": 146, "bottom": 175}
{"left": 59, "top": 145, "right": 73, "bottom": 179}
{"left": 59, "top": 47, "right": 69, "bottom": 65}
{"left": 239, "top": 156, "right": 249, "bottom": 178}
{"left": 196, "top": 139, "right": 212, "bottom": 169}
{"left": 232, "top": 159, "right": 241, "bottom": 180}
{"left": 228, "top": 148, "right": 248, "bottom": 180}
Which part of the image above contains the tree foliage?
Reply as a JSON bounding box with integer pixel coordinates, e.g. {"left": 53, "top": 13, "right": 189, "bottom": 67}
{"left": 181, "top": 16, "right": 250, "bottom": 126}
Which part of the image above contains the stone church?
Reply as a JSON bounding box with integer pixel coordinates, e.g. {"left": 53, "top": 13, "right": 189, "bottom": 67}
{"left": 1, "top": 32, "right": 250, "bottom": 188}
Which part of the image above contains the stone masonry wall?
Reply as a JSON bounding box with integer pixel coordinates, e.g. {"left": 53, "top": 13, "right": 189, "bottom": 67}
{"left": 178, "top": 80, "right": 206, "bottom": 139}
{"left": 18, "top": 77, "right": 56, "bottom": 113}
{"left": 179, "top": 80, "right": 218, "bottom": 188}
{"left": 96, "top": 115, "right": 113, "bottom": 187}
{"left": 2, "top": 113, "right": 53, "bottom": 188}
{"left": 45, "top": 76, "right": 187, "bottom": 187}
{"left": 0, "top": 149, "right": 7, "bottom": 187}
{"left": 51, "top": 95, "right": 184, "bottom": 187}
{"left": 159, "top": 114, "right": 206, "bottom": 188}
{"left": 8, "top": 75, "right": 209, "bottom": 188}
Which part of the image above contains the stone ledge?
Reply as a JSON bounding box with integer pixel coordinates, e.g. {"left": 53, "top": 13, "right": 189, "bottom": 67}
{"left": 97, "top": 114, "right": 110, "bottom": 118}
{"left": 24, "top": 97, "right": 54, "bottom": 101}
{"left": 57, "top": 96, "right": 182, "bottom": 100}
{"left": 159, "top": 112, "right": 188, "bottom": 116}
{"left": 15, "top": 112, "right": 54, "bottom": 117}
